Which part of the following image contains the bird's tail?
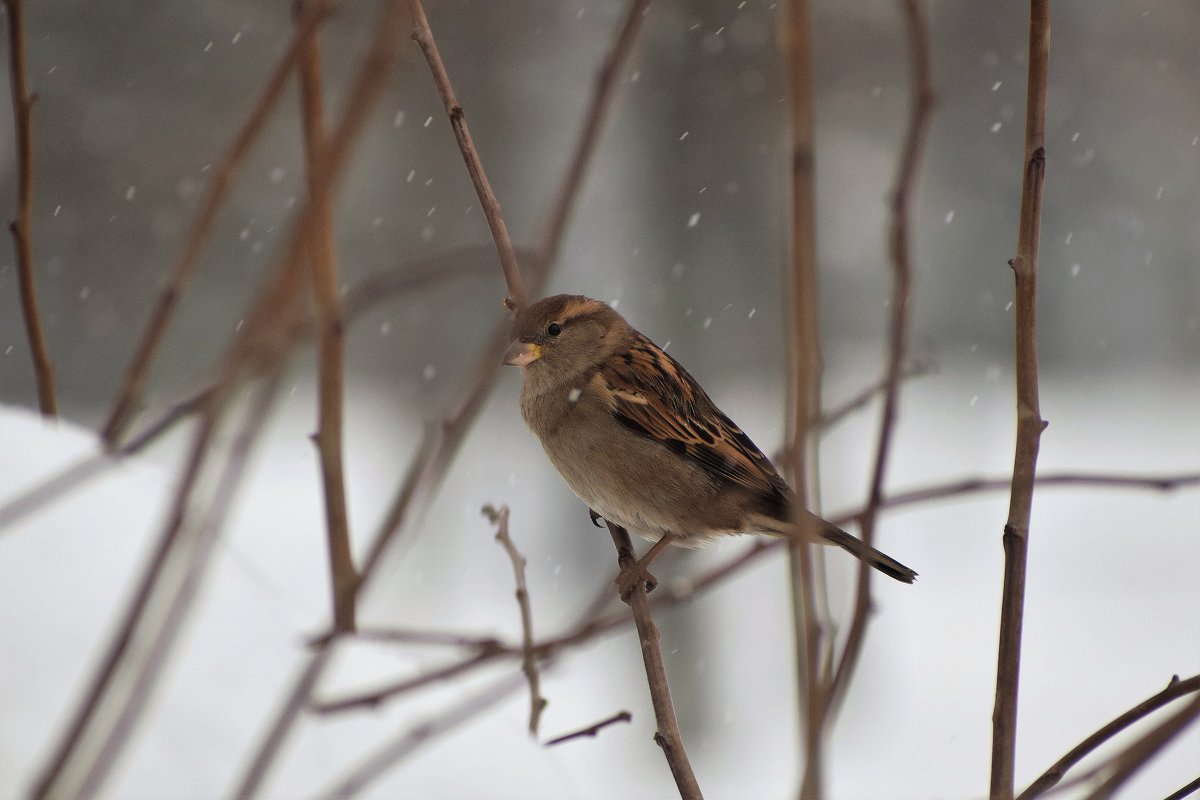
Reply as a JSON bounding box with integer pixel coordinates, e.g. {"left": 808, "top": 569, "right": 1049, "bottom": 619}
{"left": 756, "top": 511, "right": 918, "bottom": 584}
{"left": 819, "top": 526, "right": 918, "bottom": 584}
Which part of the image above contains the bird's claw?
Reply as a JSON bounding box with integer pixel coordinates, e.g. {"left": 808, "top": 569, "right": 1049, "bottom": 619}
{"left": 615, "top": 562, "right": 658, "bottom": 602}
{"left": 588, "top": 508, "right": 604, "bottom": 528}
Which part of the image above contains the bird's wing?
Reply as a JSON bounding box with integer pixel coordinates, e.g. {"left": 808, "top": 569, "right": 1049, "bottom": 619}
{"left": 597, "top": 334, "right": 790, "bottom": 506}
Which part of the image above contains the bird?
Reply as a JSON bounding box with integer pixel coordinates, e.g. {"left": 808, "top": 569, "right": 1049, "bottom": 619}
{"left": 504, "top": 294, "right": 916, "bottom": 596}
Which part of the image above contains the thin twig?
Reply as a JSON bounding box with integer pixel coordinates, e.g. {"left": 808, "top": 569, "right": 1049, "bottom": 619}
{"left": 1019, "top": 674, "right": 1200, "bottom": 799}
{"left": 531, "top": 0, "right": 650, "bottom": 274}
{"left": 782, "top": 1, "right": 827, "bottom": 794}
{"left": 1083, "top": 693, "right": 1200, "bottom": 800}
{"left": 3, "top": 0, "right": 56, "bottom": 416}
{"left": 408, "top": 0, "right": 527, "bottom": 311}
{"left": 1163, "top": 775, "right": 1200, "bottom": 800}
{"left": 607, "top": 522, "right": 703, "bottom": 800}
{"left": 545, "top": 710, "right": 633, "bottom": 747}
{"left": 483, "top": 504, "right": 547, "bottom": 736}
{"left": 991, "top": 2, "right": 1050, "bottom": 797}
{"left": 296, "top": 0, "right": 358, "bottom": 633}
{"left": 825, "top": 0, "right": 934, "bottom": 718}
{"left": 99, "top": 0, "right": 330, "bottom": 447}
{"left": 29, "top": 3, "right": 407, "bottom": 795}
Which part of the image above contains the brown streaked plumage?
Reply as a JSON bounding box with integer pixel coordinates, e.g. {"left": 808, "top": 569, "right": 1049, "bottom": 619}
{"left": 505, "top": 294, "right": 917, "bottom": 584}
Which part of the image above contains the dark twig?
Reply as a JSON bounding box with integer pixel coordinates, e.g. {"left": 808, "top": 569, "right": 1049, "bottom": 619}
{"left": 482, "top": 504, "right": 547, "bottom": 736}
{"left": 100, "top": 0, "right": 330, "bottom": 447}
{"left": 782, "top": 1, "right": 827, "bottom": 794}
{"left": 826, "top": 0, "right": 934, "bottom": 718}
{"left": 1084, "top": 693, "right": 1200, "bottom": 800}
{"left": 295, "top": 0, "right": 358, "bottom": 632}
{"left": 1019, "top": 674, "right": 1200, "bottom": 799}
{"left": 607, "top": 522, "right": 703, "bottom": 800}
{"left": 29, "top": 3, "right": 406, "bottom": 795}
{"left": 408, "top": 0, "right": 527, "bottom": 311}
{"left": 3, "top": 0, "right": 56, "bottom": 416}
{"left": 991, "top": 3, "right": 1050, "bottom": 797}
{"left": 1163, "top": 775, "right": 1200, "bottom": 800}
{"left": 545, "top": 710, "right": 633, "bottom": 747}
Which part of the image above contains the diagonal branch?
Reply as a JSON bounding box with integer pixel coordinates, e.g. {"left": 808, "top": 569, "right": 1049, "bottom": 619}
{"left": 483, "top": 504, "right": 546, "bottom": 736}
{"left": 990, "top": 2, "right": 1051, "bottom": 797}
{"left": 607, "top": 523, "right": 703, "bottom": 800}
{"left": 545, "top": 710, "right": 633, "bottom": 747}
{"left": 1083, "top": 693, "right": 1200, "bottom": 800}
{"left": 3, "top": 0, "right": 56, "bottom": 416}
{"left": 1019, "top": 673, "right": 1200, "bottom": 799}
{"left": 825, "top": 0, "right": 934, "bottom": 718}
{"left": 99, "top": 0, "right": 330, "bottom": 447}
{"left": 408, "top": 0, "right": 526, "bottom": 311}
{"left": 295, "top": 0, "right": 358, "bottom": 633}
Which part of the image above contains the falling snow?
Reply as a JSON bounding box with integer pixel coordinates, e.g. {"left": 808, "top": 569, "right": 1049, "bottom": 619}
{"left": 567, "top": 388, "right": 582, "bottom": 403}
{"left": 687, "top": 212, "right": 701, "bottom": 228}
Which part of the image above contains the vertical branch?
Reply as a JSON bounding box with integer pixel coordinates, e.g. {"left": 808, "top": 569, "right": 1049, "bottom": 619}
{"left": 782, "top": 1, "right": 827, "bottom": 796}
{"left": 100, "top": 0, "right": 329, "bottom": 446}
{"left": 607, "top": 523, "right": 703, "bottom": 800}
{"left": 483, "top": 504, "right": 546, "bottom": 736}
{"left": 990, "top": 2, "right": 1050, "bottom": 798}
{"left": 3, "top": 0, "right": 56, "bottom": 416}
{"left": 825, "top": 0, "right": 934, "bottom": 715}
{"left": 408, "top": 0, "right": 527, "bottom": 312}
{"left": 296, "top": 0, "right": 358, "bottom": 633}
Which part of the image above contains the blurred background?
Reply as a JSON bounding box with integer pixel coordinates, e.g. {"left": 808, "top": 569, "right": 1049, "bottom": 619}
{"left": 1, "top": 1, "right": 1197, "bottom": 797}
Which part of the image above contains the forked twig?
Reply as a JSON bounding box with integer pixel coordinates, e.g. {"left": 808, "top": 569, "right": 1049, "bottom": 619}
{"left": 607, "top": 522, "right": 702, "bottom": 800}
{"left": 3, "top": 0, "right": 56, "bottom": 415}
{"left": 826, "top": 0, "right": 934, "bottom": 717}
{"left": 545, "top": 710, "right": 633, "bottom": 747}
{"left": 408, "top": 0, "right": 526, "bottom": 311}
{"left": 991, "top": 2, "right": 1050, "bottom": 796}
{"left": 482, "top": 504, "right": 547, "bottom": 736}
{"left": 295, "top": 0, "right": 358, "bottom": 632}
{"left": 1019, "top": 673, "right": 1200, "bottom": 799}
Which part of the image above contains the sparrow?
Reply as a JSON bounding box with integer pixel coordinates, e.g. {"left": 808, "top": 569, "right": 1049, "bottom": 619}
{"left": 504, "top": 294, "right": 917, "bottom": 593}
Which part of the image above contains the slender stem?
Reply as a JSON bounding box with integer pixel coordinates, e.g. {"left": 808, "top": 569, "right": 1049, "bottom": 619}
{"left": 607, "top": 523, "right": 703, "bottom": 800}
{"left": 782, "top": 1, "right": 826, "bottom": 795}
{"left": 3, "top": 0, "right": 56, "bottom": 416}
{"left": 1163, "top": 775, "right": 1200, "bottom": 800}
{"left": 100, "top": 0, "right": 330, "bottom": 447}
{"left": 483, "top": 504, "right": 547, "bottom": 736}
{"left": 532, "top": 0, "right": 650, "bottom": 274}
{"left": 826, "top": 0, "right": 934, "bottom": 717}
{"left": 1019, "top": 674, "right": 1200, "bottom": 799}
{"left": 1083, "top": 693, "right": 1200, "bottom": 800}
{"left": 545, "top": 710, "right": 633, "bottom": 747}
{"left": 295, "top": 0, "right": 358, "bottom": 633}
{"left": 990, "top": 2, "right": 1050, "bottom": 797}
{"left": 408, "top": 0, "right": 527, "bottom": 311}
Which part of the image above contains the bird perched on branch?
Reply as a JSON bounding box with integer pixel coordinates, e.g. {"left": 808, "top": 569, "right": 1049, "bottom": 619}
{"left": 505, "top": 294, "right": 916, "bottom": 596}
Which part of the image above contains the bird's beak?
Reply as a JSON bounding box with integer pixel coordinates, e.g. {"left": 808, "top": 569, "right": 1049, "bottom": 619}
{"left": 504, "top": 340, "right": 542, "bottom": 367}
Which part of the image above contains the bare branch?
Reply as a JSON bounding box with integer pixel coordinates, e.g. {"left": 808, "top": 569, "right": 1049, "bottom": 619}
{"left": 408, "top": 0, "right": 527, "bottom": 311}
{"left": 991, "top": 2, "right": 1051, "bottom": 796}
{"left": 545, "top": 710, "right": 633, "bottom": 747}
{"left": 826, "top": 0, "right": 934, "bottom": 717}
{"left": 3, "top": 0, "right": 56, "bottom": 415}
{"left": 532, "top": 0, "right": 650, "bottom": 274}
{"left": 1083, "top": 693, "right": 1200, "bottom": 800}
{"left": 1019, "top": 673, "right": 1200, "bottom": 799}
{"left": 99, "top": 0, "right": 331, "bottom": 447}
{"left": 607, "top": 523, "right": 703, "bottom": 800}
{"left": 482, "top": 504, "right": 547, "bottom": 736}
{"left": 296, "top": 0, "right": 358, "bottom": 633}
{"left": 1163, "top": 775, "right": 1200, "bottom": 800}
{"left": 782, "top": 0, "right": 827, "bottom": 793}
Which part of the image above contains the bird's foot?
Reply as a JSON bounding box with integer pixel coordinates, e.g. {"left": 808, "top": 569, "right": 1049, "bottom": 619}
{"left": 615, "top": 561, "right": 658, "bottom": 602}
{"left": 588, "top": 508, "right": 605, "bottom": 528}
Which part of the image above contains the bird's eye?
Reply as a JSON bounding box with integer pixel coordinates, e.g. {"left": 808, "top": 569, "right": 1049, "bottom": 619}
{"left": 547, "top": 322, "right": 562, "bottom": 337}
